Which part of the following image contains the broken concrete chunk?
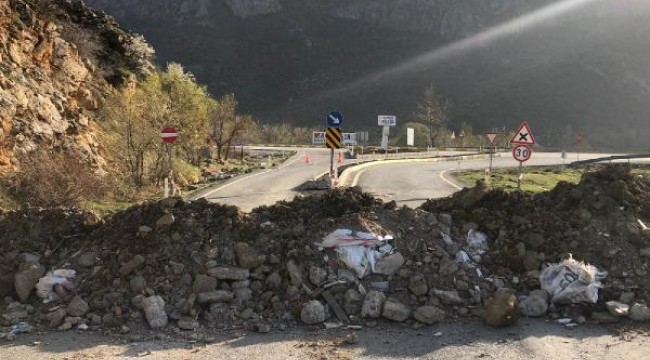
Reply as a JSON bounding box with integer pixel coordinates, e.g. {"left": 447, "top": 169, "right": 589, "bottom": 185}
{"left": 119, "top": 255, "right": 145, "bottom": 276}
{"left": 431, "top": 289, "right": 463, "bottom": 305}
{"left": 286, "top": 260, "right": 303, "bottom": 286}
{"left": 382, "top": 299, "right": 411, "bottom": 322}
{"left": 143, "top": 296, "right": 168, "bottom": 329}
{"left": 413, "top": 306, "right": 445, "bottom": 325}
{"left": 234, "top": 242, "right": 265, "bottom": 269}
{"left": 66, "top": 296, "right": 89, "bottom": 317}
{"left": 309, "top": 266, "right": 328, "bottom": 286}
{"left": 361, "top": 290, "right": 386, "bottom": 318}
{"left": 300, "top": 300, "right": 325, "bottom": 324}
{"left": 606, "top": 301, "right": 630, "bottom": 317}
{"left": 629, "top": 303, "right": 650, "bottom": 322}
{"left": 207, "top": 267, "right": 250, "bottom": 280}
{"left": 196, "top": 290, "right": 234, "bottom": 304}
{"left": 193, "top": 274, "right": 217, "bottom": 294}
{"left": 519, "top": 290, "right": 549, "bottom": 317}
{"left": 375, "top": 252, "right": 405, "bottom": 276}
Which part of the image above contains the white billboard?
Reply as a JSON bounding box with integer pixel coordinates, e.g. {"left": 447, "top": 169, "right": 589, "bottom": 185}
{"left": 378, "top": 115, "right": 397, "bottom": 127}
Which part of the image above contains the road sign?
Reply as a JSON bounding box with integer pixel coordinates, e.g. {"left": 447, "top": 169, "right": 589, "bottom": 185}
{"left": 510, "top": 121, "right": 536, "bottom": 145}
{"left": 450, "top": 131, "right": 456, "bottom": 140}
{"left": 312, "top": 131, "right": 326, "bottom": 144}
{"left": 326, "top": 127, "right": 342, "bottom": 149}
{"left": 342, "top": 133, "right": 357, "bottom": 145}
{"left": 378, "top": 115, "right": 397, "bottom": 127}
{"left": 512, "top": 144, "right": 532, "bottom": 162}
{"left": 161, "top": 127, "right": 178, "bottom": 143}
{"left": 327, "top": 111, "right": 343, "bottom": 127}
{"left": 407, "top": 128, "right": 414, "bottom": 146}
{"left": 485, "top": 132, "right": 498, "bottom": 144}
{"left": 575, "top": 131, "right": 583, "bottom": 144}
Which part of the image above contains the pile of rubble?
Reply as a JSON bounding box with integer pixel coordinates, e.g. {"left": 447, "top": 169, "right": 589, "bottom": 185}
{"left": 1, "top": 165, "right": 650, "bottom": 339}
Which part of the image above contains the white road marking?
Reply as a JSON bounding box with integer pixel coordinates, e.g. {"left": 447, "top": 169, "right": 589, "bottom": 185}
{"left": 439, "top": 170, "right": 462, "bottom": 190}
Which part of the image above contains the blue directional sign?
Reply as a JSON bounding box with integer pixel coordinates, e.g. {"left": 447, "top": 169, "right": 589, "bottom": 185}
{"left": 326, "top": 111, "right": 343, "bottom": 127}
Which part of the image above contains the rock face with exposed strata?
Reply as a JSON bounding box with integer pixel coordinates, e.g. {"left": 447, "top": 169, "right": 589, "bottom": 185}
{"left": 0, "top": 0, "right": 153, "bottom": 171}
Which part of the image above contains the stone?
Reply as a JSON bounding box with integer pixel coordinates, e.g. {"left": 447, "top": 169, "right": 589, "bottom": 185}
{"left": 286, "top": 260, "right": 303, "bottom": 286}
{"left": 77, "top": 252, "right": 97, "bottom": 267}
{"left": 169, "top": 261, "right": 185, "bottom": 275}
{"left": 130, "top": 276, "right": 147, "bottom": 293}
{"left": 361, "top": 291, "right": 386, "bottom": 318}
{"left": 484, "top": 290, "right": 519, "bottom": 327}
{"left": 629, "top": 303, "right": 650, "bottom": 322}
{"left": 46, "top": 308, "right": 67, "bottom": 328}
{"left": 137, "top": 226, "right": 153, "bottom": 237}
{"left": 309, "top": 266, "right": 328, "bottom": 286}
{"left": 178, "top": 316, "right": 199, "bottom": 330}
{"left": 142, "top": 296, "right": 168, "bottom": 329}
{"left": 234, "top": 288, "right": 253, "bottom": 302}
{"left": 131, "top": 294, "right": 145, "bottom": 310}
{"left": 67, "top": 296, "right": 89, "bottom": 317}
{"left": 525, "top": 233, "right": 546, "bottom": 249}
{"left": 620, "top": 292, "right": 635, "bottom": 304}
{"left": 14, "top": 264, "right": 45, "bottom": 302}
{"left": 375, "top": 252, "right": 405, "bottom": 276}
{"left": 119, "top": 255, "right": 145, "bottom": 276}
{"left": 382, "top": 299, "right": 411, "bottom": 322}
{"left": 232, "top": 280, "right": 250, "bottom": 289}
{"left": 519, "top": 290, "right": 549, "bottom": 317}
{"left": 413, "top": 306, "right": 445, "bottom": 325}
{"left": 102, "top": 312, "right": 122, "bottom": 327}
{"left": 408, "top": 275, "right": 428, "bottom": 296}
{"left": 156, "top": 213, "right": 175, "bottom": 227}
{"left": 258, "top": 322, "right": 271, "bottom": 333}
{"left": 591, "top": 311, "right": 620, "bottom": 324}
{"left": 343, "top": 289, "right": 363, "bottom": 315}
{"left": 606, "top": 301, "right": 630, "bottom": 317}
{"left": 58, "top": 316, "right": 81, "bottom": 331}
{"left": 197, "top": 290, "right": 234, "bottom": 304}
{"left": 193, "top": 274, "right": 217, "bottom": 294}
{"left": 431, "top": 289, "right": 463, "bottom": 305}
{"left": 300, "top": 300, "right": 325, "bottom": 324}
{"left": 265, "top": 272, "right": 282, "bottom": 290}
{"left": 207, "top": 267, "right": 250, "bottom": 280}
{"left": 234, "top": 242, "right": 265, "bottom": 269}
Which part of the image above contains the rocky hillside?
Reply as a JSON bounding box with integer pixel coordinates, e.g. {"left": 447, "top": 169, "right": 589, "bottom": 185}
{"left": 84, "top": 0, "right": 650, "bottom": 148}
{"left": 0, "top": 0, "right": 153, "bottom": 171}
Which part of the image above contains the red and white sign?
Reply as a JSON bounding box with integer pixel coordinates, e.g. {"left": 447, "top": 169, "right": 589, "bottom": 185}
{"left": 485, "top": 132, "right": 499, "bottom": 144}
{"left": 512, "top": 144, "right": 532, "bottom": 162}
{"left": 575, "top": 131, "right": 583, "bottom": 144}
{"left": 510, "top": 121, "right": 536, "bottom": 145}
{"left": 161, "top": 127, "right": 178, "bottom": 143}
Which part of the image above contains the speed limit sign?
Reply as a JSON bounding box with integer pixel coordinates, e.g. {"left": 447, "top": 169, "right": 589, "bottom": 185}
{"left": 512, "top": 144, "right": 532, "bottom": 162}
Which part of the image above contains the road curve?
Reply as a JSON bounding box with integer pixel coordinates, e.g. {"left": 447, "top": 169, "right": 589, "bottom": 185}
{"left": 350, "top": 152, "right": 623, "bottom": 208}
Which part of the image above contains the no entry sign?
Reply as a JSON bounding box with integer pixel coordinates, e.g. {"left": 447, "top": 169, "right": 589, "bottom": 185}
{"left": 161, "top": 127, "right": 178, "bottom": 143}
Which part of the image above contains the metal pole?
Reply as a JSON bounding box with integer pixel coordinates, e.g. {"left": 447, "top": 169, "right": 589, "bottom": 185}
{"left": 167, "top": 143, "right": 174, "bottom": 197}
{"left": 517, "top": 162, "right": 523, "bottom": 190}
{"left": 330, "top": 148, "right": 334, "bottom": 176}
{"left": 489, "top": 151, "right": 493, "bottom": 174}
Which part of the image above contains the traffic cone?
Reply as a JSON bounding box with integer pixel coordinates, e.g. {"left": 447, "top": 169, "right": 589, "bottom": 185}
{"left": 304, "top": 153, "right": 312, "bottom": 165}
{"left": 337, "top": 151, "right": 344, "bottom": 164}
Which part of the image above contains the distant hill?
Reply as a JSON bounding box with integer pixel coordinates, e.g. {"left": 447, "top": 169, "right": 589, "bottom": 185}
{"left": 84, "top": 0, "right": 650, "bottom": 149}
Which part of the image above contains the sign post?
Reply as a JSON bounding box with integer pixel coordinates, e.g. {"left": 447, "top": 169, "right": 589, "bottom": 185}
{"left": 161, "top": 127, "right": 178, "bottom": 197}
{"left": 485, "top": 132, "right": 499, "bottom": 175}
{"left": 510, "top": 121, "right": 536, "bottom": 190}
{"left": 325, "top": 111, "right": 343, "bottom": 181}
{"left": 378, "top": 115, "right": 396, "bottom": 150}
{"left": 575, "top": 131, "right": 583, "bottom": 161}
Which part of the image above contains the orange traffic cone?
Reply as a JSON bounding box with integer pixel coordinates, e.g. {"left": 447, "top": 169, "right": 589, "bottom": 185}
{"left": 337, "top": 151, "right": 344, "bottom": 164}
{"left": 304, "top": 153, "right": 312, "bottom": 165}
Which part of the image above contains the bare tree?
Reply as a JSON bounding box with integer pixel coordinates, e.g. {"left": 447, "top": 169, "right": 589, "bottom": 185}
{"left": 415, "top": 85, "right": 450, "bottom": 147}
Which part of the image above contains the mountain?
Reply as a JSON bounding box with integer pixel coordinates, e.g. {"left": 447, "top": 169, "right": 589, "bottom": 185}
{"left": 0, "top": 0, "right": 153, "bottom": 171}
{"left": 84, "top": 0, "right": 650, "bottom": 149}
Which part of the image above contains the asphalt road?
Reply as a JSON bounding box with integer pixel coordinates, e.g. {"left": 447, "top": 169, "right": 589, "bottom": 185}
{"left": 193, "top": 147, "right": 337, "bottom": 212}
{"left": 347, "top": 152, "right": 619, "bottom": 208}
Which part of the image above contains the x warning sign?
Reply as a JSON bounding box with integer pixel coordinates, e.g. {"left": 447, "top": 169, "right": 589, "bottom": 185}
{"left": 510, "top": 121, "right": 536, "bottom": 145}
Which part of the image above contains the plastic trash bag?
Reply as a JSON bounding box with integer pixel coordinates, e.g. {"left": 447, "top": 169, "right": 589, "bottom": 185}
{"left": 466, "top": 230, "right": 488, "bottom": 257}
{"left": 336, "top": 245, "right": 378, "bottom": 278}
{"left": 36, "top": 269, "right": 76, "bottom": 302}
{"left": 317, "top": 229, "right": 384, "bottom": 248}
{"left": 540, "top": 256, "right": 605, "bottom": 304}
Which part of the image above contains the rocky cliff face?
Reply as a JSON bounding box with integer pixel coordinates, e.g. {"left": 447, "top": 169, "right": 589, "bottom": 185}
{"left": 0, "top": 0, "right": 153, "bottom": 171}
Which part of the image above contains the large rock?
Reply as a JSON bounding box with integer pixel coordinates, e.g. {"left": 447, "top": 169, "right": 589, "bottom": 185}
{"left": 375, "top": 252, "right": 405, "bottom": 276}
{"left": 408, "top": 275, "right": 428, "bottom": 296}
{"left": 361, "top": 291, "right": 386, "bottom": 318}
{"left": 606, "top": 301, "right": 630, "bottom": 317}
{"left": 14, "top": 264, "right": 45, "bottom": 302}
{"left": 343, "top": 289, "right": 363, "bottom": 315}
{"left": 629, "top": 303, "right": 650, "bottom": 322}
{"left": 382, "top": 299, "right": 411, "bottom": 322}
{"left": 46, "top": 308, "right": 67, "bottom": 328}
{"left": 413, "top": 306, "right": 445, "bottom": 325}
{"left": 66, "top": 295, "right": 89, "bottom": 317}
{"left": 130, "top": 276, "right": 147, "bottom": 293}
{"left": 193, "top": 274, "right": 217, "bottom": 294}
{"left": 197, "top": 290, "right": 234, "bottom": 304}
{"left": 143, "top": 296, "right": 168, "bottom": 329}
{"left": 484, "top": 291, "right": 519, "bottom": 327}
{"left": 519, "top": 290, "right": 549, "bottom": 317}
{"left": 208, "top": 267, "right": 249, "bottom": 280}
{"left": 234, "top": 242, "right": 265, "bottom": 269}
{"left": 300, "top": 300, "right": 325, "bottom": 324}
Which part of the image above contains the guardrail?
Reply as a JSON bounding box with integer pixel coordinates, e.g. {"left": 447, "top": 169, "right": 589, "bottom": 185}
{"left": 569, "top": 154, "right": 650, "bottom": 167}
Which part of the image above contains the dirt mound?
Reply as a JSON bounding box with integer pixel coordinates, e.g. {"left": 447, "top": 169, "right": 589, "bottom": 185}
{"left": 421, "top": 164, "right": 650, "bottom": 301}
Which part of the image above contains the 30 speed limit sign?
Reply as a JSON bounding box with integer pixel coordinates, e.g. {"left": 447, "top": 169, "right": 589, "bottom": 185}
{"left": 512, "top": 144, "right": 532, "bottom": 162}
